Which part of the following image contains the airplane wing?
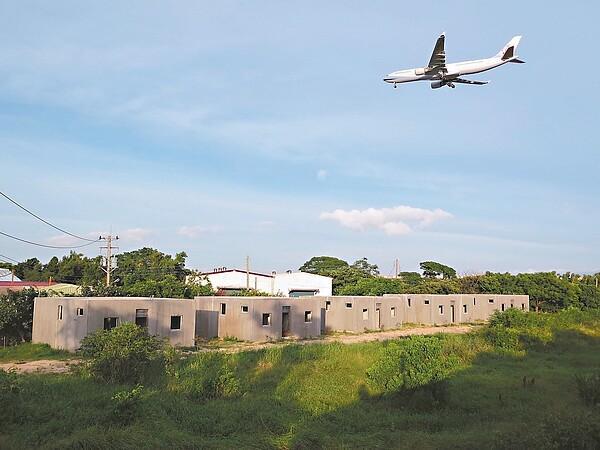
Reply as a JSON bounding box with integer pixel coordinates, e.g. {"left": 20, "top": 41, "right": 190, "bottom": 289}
{"left": 426, "top": 33, "right": 446, "bottom": 74}
{"left": 452, "top": 78, "right": 489, "bottom": 85}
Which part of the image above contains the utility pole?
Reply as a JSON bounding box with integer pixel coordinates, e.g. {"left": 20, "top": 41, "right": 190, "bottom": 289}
{"left": 246, "top": 255, "right": 250, "bottom": 289}
{"left": 395, "top": 259, "right": 399, "bottom": 278}
{"left": 100, "top": 235, "right": 119, "bottom": 287}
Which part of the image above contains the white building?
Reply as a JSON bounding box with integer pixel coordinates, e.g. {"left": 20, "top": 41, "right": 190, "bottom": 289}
{"left": 198, "top": 269, "right": 332, "bottom": 297}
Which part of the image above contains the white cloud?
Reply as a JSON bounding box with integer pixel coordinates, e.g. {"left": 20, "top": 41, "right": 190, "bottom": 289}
{"left": 319, "top": 205, "right": 453, "bottom": 235}
{"left": 178, "top": 225, "right": 220, "bottom": 238}
{"left": 317, "top": 169, "right": 327, "bottom": 180}
{"left": 117, "top": 228, "right": 155, "bottom": 243}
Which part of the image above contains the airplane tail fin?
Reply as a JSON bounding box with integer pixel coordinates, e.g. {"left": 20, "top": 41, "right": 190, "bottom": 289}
{"left": 494, "top": 36, "right": 524, "bottom": 63}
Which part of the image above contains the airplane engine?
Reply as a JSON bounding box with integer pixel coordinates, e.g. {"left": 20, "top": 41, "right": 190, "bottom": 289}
{"left": 430, "top": 81, "right": 444, "bottom": 89}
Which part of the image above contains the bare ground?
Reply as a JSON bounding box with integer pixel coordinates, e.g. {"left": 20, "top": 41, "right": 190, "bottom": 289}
{"left": 0, "top": 325, "right": 480, "bottom": 373}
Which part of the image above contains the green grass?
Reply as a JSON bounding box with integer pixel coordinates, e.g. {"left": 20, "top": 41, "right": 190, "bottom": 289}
{"left": 0, "top": 343, "right": 73, "bottom": 363}
{"left": 0, "top": 310, "right": 599, "bottom": 449}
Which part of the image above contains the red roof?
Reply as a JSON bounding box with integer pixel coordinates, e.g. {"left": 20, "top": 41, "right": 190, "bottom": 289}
{"left": 0, "top": 281, "right": 58, "bottom": 287}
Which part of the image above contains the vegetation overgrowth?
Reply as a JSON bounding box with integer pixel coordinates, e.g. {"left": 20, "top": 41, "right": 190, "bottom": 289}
{"left": 0, "top": 308, "right": 599, "bottom": 449}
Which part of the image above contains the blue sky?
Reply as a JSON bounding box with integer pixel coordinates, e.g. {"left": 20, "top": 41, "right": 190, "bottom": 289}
{"left": 1, "top": 1, "right": 598, "bottom": 276}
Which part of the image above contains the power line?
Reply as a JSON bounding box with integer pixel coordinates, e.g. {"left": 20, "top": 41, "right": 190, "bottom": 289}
{"left": 0, "top": 253, "right": 20, "bottom": 264}
{"left": 0, "top": 230, "right": 98, "bottom": 249}
{"left": 0, "top": 189, "right": 97, "bottom": 242}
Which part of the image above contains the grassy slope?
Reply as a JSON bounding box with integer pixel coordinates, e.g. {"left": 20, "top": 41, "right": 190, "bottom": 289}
{"left": 1, "top": 311, "right": 599, "bottom": 449}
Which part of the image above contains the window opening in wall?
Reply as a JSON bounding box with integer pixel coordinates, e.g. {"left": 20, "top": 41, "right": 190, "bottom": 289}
{"left": 521, "top": 303, "right": 526, "bottom": 310}
{"left": 262, "top": 313, "right": 271, "bottom": 326}
{"left": 424, "top": 299, "right": 430, "bottom": 305}
{"left": 76, "top": 307, "right": 84, "bottom": 316}
{"left": 439, "top": 305, "right": 444, "bottom": 314}
{"left": 463, "top": 305, "right": 468, "bottom": 314}
{"left": 304, "top": 311, "right": 312, "bottom": 323}
{"left": 58, "top": 305, "right": 63, "bottom": 320}
{"left": 241, "top": 305, "right": 249, "bottom": 313}
{"left": 104, "top": 317, "right": 118, "bottom": 330}
{"left": 325, "top": 301, "right": 331, "bottom": 311}
{"left": 135, "top": 309, "right": 148, "bottom": 327}
{"left": 488, "top": 298, "right": 494, "bottom": 304}
{"left": 362, "top": 308, "right": 369, "bottom": 320}
{"left": 391, "top": 307, "right": 397, "bottom": 317}
{"left": 473, "top": 298, "right": 477, "bottom": 306}
{"left": 407, "top": 298, "right": 412, "bottom": 307}
{"left": 170, "top": 315, "right": 182, "bottom": 330}
{"left": 501, "top": 304, "right": 505, "bottom": 311}
{"left": 220, "top": 303, "right": 226, "bottom": 315}
{"left": 345, "top": 303, "right": 353, "bottom": 309}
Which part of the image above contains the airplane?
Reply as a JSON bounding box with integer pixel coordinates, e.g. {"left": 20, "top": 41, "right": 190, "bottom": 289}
{"left": 383, "top": 33, "right": 524, "bottom": 89}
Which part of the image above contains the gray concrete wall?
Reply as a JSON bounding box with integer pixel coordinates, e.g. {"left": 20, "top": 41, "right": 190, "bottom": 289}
{"left": 32, "top": 297, "right": 196, "bottom": 351}
{"left": 195, "top": 296, "right": 323, "bottom": 341}
{"left": 195, "top": 294, "right": 529, "bottom": 340}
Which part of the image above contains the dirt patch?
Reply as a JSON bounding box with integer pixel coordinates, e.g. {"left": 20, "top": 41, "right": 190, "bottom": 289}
{"left": 0, "top": 359, "right": 78, "bottom": 375}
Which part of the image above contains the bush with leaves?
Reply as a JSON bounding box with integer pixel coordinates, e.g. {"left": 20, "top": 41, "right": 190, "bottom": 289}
{"left": 366, "top": 335, "right": 460, "bottom": 392}
{"left": 575, "top": 373, "right": 600, "bottom": 407}
{"left": 108, "top": 385, "right": 145, "bottom": 425}
{"left": 78, "top": 322, "right": 165, "bottom": 384}
{"left": 169, "top": 352, "right": 240, "bottom": 400}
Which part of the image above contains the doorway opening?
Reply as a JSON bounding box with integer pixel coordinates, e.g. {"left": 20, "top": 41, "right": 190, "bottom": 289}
{"left": 282, "top": 306, "right": 291, "bottom": 337}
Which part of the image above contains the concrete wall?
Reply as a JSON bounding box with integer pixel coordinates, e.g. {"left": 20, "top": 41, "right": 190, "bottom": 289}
{"left": 196, "top": 294, "right": 529, "bottom": 340}
{"left": 195, "top": 296, "right": 323, "bottom": 341}
{"left": 32, "top": 297, "right": 196, "bottom": 351}
{"left": 32, "top": 294, "right": 530, "bottom": 349}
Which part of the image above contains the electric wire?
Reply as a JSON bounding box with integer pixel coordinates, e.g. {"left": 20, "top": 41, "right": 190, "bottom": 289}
{"left": 0, "top": 230, "right": 99, "bottom": 249}
{"left": 0, "top": 253, "right": 20, "bottom": 264}
{"left": 0, "top": 189, "right": 97, "bottom": 242}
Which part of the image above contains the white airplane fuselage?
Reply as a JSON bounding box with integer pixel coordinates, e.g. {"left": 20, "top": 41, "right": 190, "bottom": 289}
{"left": 384, "top": 57, "right": 508, "bottom": 84}
{"left": 383, "top": 34, "right": 524, "bottom": 89}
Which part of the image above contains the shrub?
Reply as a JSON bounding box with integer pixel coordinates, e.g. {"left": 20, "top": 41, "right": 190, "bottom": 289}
{"left": 575, "top": 373, "right": 600, "bottom": 407}
{"left": 0, "top": 370, "right": 21, "bottom": 427}
{"left": 366, "top": 335, "right": 460, "bottom": 392}
{"left": 488, "top": 308, "right": 532, "bottom": 329}
{"left": 493, "top": 410, "right": 600, "bottom": 449}
{"left": 169, "top": 352, "right": 240, "bottom": 400}
{"left": 480, "top": 326, "right": 520, "bottom": 350}
{"left": 77, "top": 322, "right": 165, "bottom": 384}
{"left": 108, "top": 385, "right": 145, "bottom": 426}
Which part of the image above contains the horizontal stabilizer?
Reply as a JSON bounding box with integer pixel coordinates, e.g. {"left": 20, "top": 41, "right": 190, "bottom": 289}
{"left": 509, "top": 58, "right": 525, "bottom": 64}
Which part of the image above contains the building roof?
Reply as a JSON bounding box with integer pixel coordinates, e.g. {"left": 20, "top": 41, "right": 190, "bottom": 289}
{"left": 0, "top": 281, "right": 80, "bottom": 295}
{"left": 0, "top": 269, "right": 21, "bottom": 282}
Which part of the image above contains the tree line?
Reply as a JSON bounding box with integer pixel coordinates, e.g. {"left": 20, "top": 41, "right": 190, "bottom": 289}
{"left": 298, "top": 256, "right": 600, "bottom": 312}
{"left": 0, "top": 247, "right": 212, "bottom": 299}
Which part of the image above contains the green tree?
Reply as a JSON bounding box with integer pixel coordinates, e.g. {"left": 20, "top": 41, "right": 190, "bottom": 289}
{"left": 0, "top": 288, "right": 42, "bottom": 343}
{"left": 420, "top": 261, "right": 457, "bottom": 279}
{"left": 13, "top": 258, "right": 45, "bottom": 282}
{"left": 350, "top": 257, "right": 380, "bottom": 276}
{"left": 114, "top": 248, "right": 198, "bottom": 298}
{"left": 516, "top": 272, "right": 579, "bottom": 312}
{"left": 398, "top": 271, "right": 423, "bottom": 286}
{"left": 337, "top": 277, "right": 404, "bottom": 296}
{"left": 299, "top": 256, "right": 349, "bottom": 274}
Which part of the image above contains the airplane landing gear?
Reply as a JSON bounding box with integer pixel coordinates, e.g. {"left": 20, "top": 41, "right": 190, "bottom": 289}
{"left": 393, "top": 83, "right": 397, "bottom": 89}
